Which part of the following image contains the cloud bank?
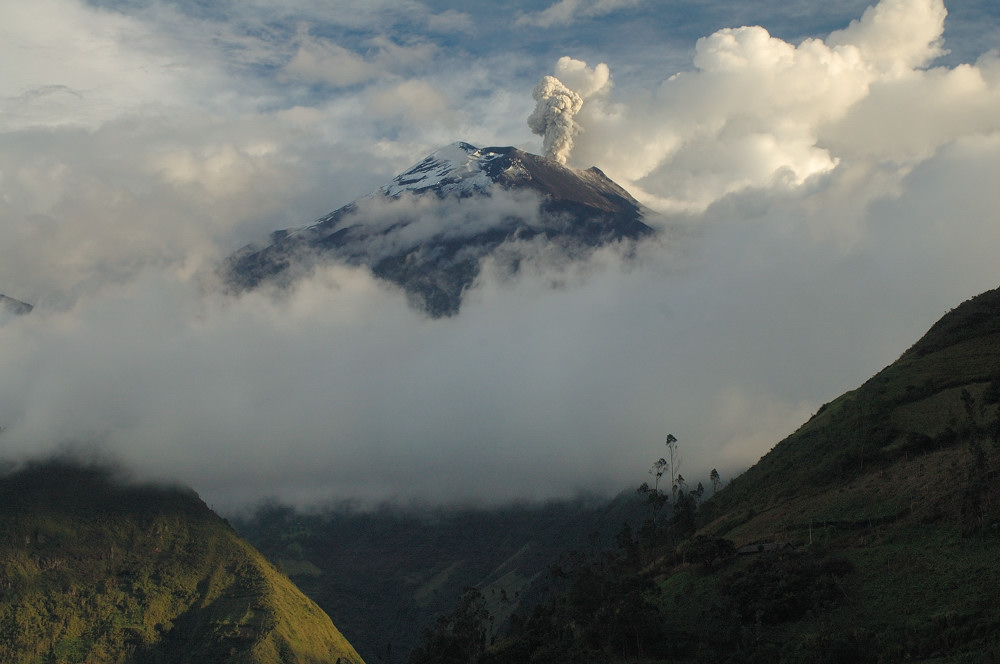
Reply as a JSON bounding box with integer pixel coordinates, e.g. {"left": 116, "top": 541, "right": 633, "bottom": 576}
{"left": 0, "top": 0, "right": 998, "bottom": 510}
{"left": 546, "top": 0, "right": 999, "bottom": 221}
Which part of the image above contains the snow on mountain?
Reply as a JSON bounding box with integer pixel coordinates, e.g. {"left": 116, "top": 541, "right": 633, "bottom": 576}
{"left": 380, "top": 142, "right": 498, "bottom": 198}
{"left": 224, "top": 143, "right": 656, "bottom": 317}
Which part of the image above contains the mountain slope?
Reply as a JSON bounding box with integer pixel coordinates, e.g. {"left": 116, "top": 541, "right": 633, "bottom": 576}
{"left": 224, "top": 142, "right": 655, "bottom": 317}
{"left": 658, "top": 286, "right": 1000, "bottom": 661}
{"left": 673, "top": 285, "right": 1000, "bottom": 661}
{"left": 708, "top": 285, "right": 1000, "bottom": 519}
{"left": 0, "top": 459, "right": 365, "bottom": 664}
{"left": 412, "top": 285, "right": 1000, "bottom": 663}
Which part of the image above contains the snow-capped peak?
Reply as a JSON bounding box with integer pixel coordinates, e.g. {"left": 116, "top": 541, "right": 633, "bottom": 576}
{"left": 225, "top": 141, "right": 655, "bottom": 317}
{"left": 380, "top": 142, "right": 510, "bottom": 198}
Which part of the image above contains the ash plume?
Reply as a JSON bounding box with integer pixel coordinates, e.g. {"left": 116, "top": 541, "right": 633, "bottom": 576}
{"left": 527, "top": 75, "right": 583, "bottom": 165}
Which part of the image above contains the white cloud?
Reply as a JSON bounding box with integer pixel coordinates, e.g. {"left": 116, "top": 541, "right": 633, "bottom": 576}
{"left": 706, "top": 386, "right": 816, "bottom": 474}
{"left": 553, "top": 57, "right": 612, "bottom": 98}
{"left": 368, "top": 80, "right": 450, "bottom": 126}
{"left": 826, "top": 0, "right": 947, "bottom": 74}
{"left": 821, "top": 62, "right": 1000, "bottom": 163}
{"left": 550, "top": 0, "right": 999, "bottom": 224}
{"left": 0, "top": 0, "right": 202, "bottom": 130}
{"left": 283, "top": 33, "right": 381, "bottom": 87}
{"left": 517, "top": 0, "right": 584, "bottom": 28}
{"left": 282, "top": 29, "right": 438, "bottom": 88}
{"left": 334, "top": 188, "right": 548, "bottom": 257}
{"left": 0, "top": 0, "right": 998, "bottom": 510}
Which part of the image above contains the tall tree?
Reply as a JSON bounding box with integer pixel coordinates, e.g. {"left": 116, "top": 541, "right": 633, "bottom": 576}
{"left": 666, "top": 434, "right": 680, "bottom": 501}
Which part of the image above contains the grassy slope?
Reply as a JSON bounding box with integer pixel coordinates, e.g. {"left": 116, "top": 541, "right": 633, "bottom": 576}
{"left": 711, "top": 287, "right": 1000, "bottom": 514}
{"left": 0, "top": 460, "right": 364, "bottom": 664}
{"left": 671, "top": 286, "right": 1000, "bottom": 662}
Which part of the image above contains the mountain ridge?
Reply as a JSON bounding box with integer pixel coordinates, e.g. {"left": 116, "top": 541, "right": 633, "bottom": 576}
{"left": 224, "top": 142, "right": 655, "bottom": 317}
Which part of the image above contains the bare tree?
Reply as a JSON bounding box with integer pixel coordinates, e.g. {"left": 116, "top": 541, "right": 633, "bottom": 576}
{"left": 638, "top": 457, "right": 670, "bottom": 524}
{"left": 651, "top": 457, "right": 668, "bottom": 492}
{"left": 666, "top": 434, "right": 681, "bottom": 501}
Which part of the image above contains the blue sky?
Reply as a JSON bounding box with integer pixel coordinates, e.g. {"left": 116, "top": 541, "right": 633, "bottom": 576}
{"left": 1, "top": 0, "right": 998, "bottom": 508}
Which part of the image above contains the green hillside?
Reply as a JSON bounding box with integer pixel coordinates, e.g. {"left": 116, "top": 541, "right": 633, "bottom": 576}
{"left": 677, "top": 286, "right": 1000, "bottom": 661}
{"left": 0, "top": 458, "right": 365, "bottom": 664}
{"left": 708, "top": 285, "right": 1000, "bottom": 520}
{"left": 409, "top": 285, "right": 1000, "bottom": 663}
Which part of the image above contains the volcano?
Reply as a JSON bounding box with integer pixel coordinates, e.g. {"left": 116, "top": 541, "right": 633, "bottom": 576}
{"left": 224, "top": 142, "right": 656, "bottom": 317}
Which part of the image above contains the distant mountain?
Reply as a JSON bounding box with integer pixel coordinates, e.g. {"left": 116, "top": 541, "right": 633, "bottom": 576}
{"left": 224, "top": 142, "right": 655, "bottom": 317}
{"left": 0, "top": 294, "right": 32, "bottom": 316}
{"left": 0, "top": 459, "right": 365, "bottom": 664}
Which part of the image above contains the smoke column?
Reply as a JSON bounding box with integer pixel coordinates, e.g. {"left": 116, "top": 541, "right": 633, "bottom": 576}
{"left": 527, "top": 75, "right": 583, "bottom": 165}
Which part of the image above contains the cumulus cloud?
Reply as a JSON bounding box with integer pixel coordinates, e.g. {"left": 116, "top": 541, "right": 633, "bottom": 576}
{"left": 550, "top": 0, "right": 999, "bottom": 221}
{"left": 552, "top": 56, "right": 612, "bottom": 99}
{"left": 0, "top": 113, "right": 334, "bottom": 306}
{"left": 368, "top": 80, "right": 450, "bottom": 126}
{"left": 283, "top": 34, "right": 381, "bottom": 87}
{"left": 826, "top": 0, "right": 948, "bottom": 73}
{"left": 334, "top": 188, "right": 549, "bottom": 258}
{"left": 282, "top": 30, "right": 438, "bottom": 88}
